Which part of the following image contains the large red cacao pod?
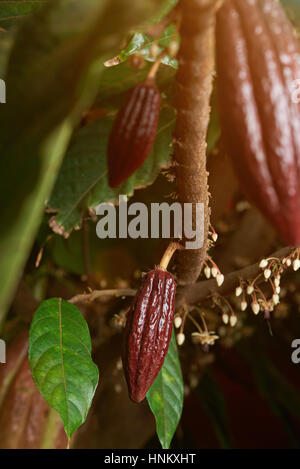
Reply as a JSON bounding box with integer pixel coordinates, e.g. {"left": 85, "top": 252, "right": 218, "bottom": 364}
{"left": 216, "top": 0, "right": 300, "bottom": 246}
{"left": 0, "top": 331, "right": 67, "bottom": 449}
{"left": 122, "top": 268, "right": 176, "bottom": 403}
{"left": 107, "top": 78, "right": 162, "bottom": 188}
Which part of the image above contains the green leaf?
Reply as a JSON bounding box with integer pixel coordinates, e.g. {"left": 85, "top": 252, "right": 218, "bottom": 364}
{"left": 0, "top": 0, "right": 44, "bottom": 29}
{"left": 196, "top": 373, "right": 232, "bottom": 449}
{"left": 49, "top": 106, "right": 175, "bottom": 234}
{"left": 147, "top": 330, "right": 184, "bottom": 450}
{"left": 28, "top": 298, "right": 99, "bottom": 439}
{"left": 0, "top": 0, "right": 162, "bottom": 327}
{"left": 97, "top": 60, "right": 176, "bottom": 106}
{"left": 116, "top": 25, "right": 178, "bottom": 69}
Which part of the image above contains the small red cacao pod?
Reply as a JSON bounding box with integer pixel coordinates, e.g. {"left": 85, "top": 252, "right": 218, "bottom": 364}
{"left": 122, "top": 268, "right": 176, "bottom": 403}
{"left": 107, "top": 79, "right": 162, "bottom": 188}
{"left": 216, "top": 0, "right": 300, "bottom": 246}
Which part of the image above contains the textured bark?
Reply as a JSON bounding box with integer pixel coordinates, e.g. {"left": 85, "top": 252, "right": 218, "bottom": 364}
{"left": 174, "top": 0, "right": 218, "bottom": 285}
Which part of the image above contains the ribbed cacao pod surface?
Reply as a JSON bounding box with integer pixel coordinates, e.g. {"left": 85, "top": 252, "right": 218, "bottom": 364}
{"left": 107, "top": 78, "right": 162, "bottom": 188}
{"left": 122, "top": 268, "right": 176, "bottom": 403}
{"left": 216, "top": 0, "right": 300, "bottom": 246}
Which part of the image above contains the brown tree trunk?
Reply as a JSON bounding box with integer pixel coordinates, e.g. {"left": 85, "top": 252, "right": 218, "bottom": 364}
{"left": 174, "top": 0, "right": 218, "bottom": 285}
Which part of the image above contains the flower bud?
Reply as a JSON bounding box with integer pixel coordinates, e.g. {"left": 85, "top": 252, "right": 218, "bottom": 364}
{"left": 204, "top": 266, "right": 211, "bottom": 279}
{"left": 272, "top": 294, "right": 280, "bottom": 305}
{"left": 174, "top": 316, "right": 182, "bottom": 329}
{"left": 216, "top": 274, "right": 225, "bottom": 287}
{"left": 264, "top": 269, "right": 272, "bottom": 280}
{"left": 293, "top": 259, "right": 300, "bottom": 271}
{"left": 211, "top": 267, "right": 218, "bottom": 278}
{"left": 177, "top": 333, "right": 185, "bottom": 346}
{"left": 222, "top": 313, "right": 229, "bottom": 325}
{"left": 230, "top": 315, "right": 238, "bottom": 327}
{"left": 251, "top": 302, "right": 260, "bottom": 315}
{"left": 259, "top": 259, "right": 268, "bottom": 269}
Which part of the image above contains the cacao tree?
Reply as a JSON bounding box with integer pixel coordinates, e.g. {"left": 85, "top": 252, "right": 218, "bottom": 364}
{"left": 1, "top": 0, "right": 300, "bottom": 450}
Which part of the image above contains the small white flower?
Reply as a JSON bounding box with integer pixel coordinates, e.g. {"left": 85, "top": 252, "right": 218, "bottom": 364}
{"left": 282, "top": 258, "right": 287, "bottom": 265}
{"left": 293, "top": 259, "right": 300, "bottom": 271}
{"left": 204, "top": 266, "right": 211, "bottom": 279}
{"left": 216, "top": 274, "right": 225, "bottom": 287}
{"left": 241, "top": 301, "right": 247, "bottom": 311}
{"left": 259, "top": 259, "right": 268, "bottom": 269}
{"left": 211, "top": 267, "right": 218, "bottom": 278}
{"left": 251, "top": 302, "right": 260, "bottom": 315}
{"left": 272, "top": 294, "right": 280, "bottom": 305}
{"left": 247, "top": 285, "right": 254, "bottom": 295}
{"left": 222, "top": 313, "right": 229, "bottom": 325}
{"left": 174, "top": 316, "right": 182, "bottom": 329}
{"left": 274, "top": 277, "right": 280, "bottom": 287}
{"left": 235, "top": 286, "right": 243, "bottom": 297}
{"left": 276, "top": 286, "right": 281, "bottom": 294}
{"left": 230, "top": 315, "right": 238, "bottom": 327}
{"left": 212, "top": 233, "right": 218, "bottom": 243}
{"left": 192, "top": 331, "right": 219, "bottom": 346}
{"left": 286, "top": 259, "right": 292, "bottom": 267}
{"left": 177, "top": 333, "right": 185, "bottom": 346}
{"left": 264, "top": 268, "right": 272, "bottom": 280}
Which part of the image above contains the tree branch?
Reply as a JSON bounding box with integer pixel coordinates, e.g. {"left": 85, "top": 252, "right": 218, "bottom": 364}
{"left": 69, "top": 289, "right": 136, "bottom": 305}
{"left": 69, "top": 247, "right": 294, "bottom": 309}
{"left": 176, "top": 247, "right": 293, "bottom": 307}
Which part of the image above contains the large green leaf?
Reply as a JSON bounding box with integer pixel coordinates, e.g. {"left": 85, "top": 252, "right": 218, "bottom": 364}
{"left": 147, "top": 330, "right": 184, "bottom": 449}
{"left": 196, "top": 373, "right": 232, "bottom": 449}
{"left": 0, "top": 0, "right": 162, "bottom": 327}
{"left": 28, "top": 298, "right": 99, "bottom": 439}
{"left": 49, "top": 106, "right": 176, "bottom": 234}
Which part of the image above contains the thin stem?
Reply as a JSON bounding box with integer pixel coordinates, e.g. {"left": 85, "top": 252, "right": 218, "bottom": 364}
{"left": 69, "top": 288, "right": 136, "bottom": 305}
{"left": 159, "top": 241, "right": 182, "bottom": 271}
{"left": 188, "top": 313, "right": 204, "bottom": 334}
{"left": 147, "top": 51, "right": 167, "bottom": 80}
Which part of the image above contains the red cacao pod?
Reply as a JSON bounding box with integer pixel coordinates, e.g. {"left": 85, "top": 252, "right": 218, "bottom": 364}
{"left": 107, "top": 78, "right": 162, "bottom": 188}
{"left": 122, "top": 268, "right": 176, "bottom": 403}
{"left": 0, "top": 331, "right": 67, "bottom": 449}
{"left": 216, "top": 0, "right": 300, "bottom": 246}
